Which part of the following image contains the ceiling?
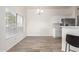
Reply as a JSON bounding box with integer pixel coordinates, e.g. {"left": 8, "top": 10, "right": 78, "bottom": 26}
{"left": 25, "top": 6, "right": 73, "bottom": 9}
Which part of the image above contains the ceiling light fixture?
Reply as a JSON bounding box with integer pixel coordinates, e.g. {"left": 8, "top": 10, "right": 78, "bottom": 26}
{"left": 36, "top": 8, "right": 44, "bottom": 15}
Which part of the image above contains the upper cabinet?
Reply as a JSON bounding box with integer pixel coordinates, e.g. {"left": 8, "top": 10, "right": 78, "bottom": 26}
{"left": 76, "top": 7, "right": 79, "bottom": 26}
{"left": 68, "top": 6, "right": 79, "bottom": 26}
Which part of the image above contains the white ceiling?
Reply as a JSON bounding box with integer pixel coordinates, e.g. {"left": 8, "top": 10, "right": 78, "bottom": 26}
{"left": 25, "top": 6, "right": 73, "bottom": 9}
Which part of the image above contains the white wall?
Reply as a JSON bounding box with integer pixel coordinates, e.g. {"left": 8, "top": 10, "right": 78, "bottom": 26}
{"left": 26, "top": 7, "right": 75, "bottom": 36}
{"left": 0, "top": 6, "right": 27, "bottom": 52}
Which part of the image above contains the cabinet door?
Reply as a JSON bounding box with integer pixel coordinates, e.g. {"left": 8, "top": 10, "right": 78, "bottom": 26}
{"left": 77, "top": 16, "right": 79, "bottom": 26}
{"left": 76, "top": 7, "right": 79, "bottom": 26}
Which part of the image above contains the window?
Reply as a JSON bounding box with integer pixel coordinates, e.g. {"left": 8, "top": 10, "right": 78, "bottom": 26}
{"left": 5, "top": 8, "right": 23, "bottom": 38}
{"left": 17, "top": 14, "right": 23, "bottom": 32}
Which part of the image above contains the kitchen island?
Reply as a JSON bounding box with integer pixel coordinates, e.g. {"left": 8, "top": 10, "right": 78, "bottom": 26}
{"left": 62, "top": 26, "right": 79, "bottom": 52}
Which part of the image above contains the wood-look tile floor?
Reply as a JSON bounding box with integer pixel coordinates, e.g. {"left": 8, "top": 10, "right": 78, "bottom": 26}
{"left": 8, "top": 36, "right": 62, "bottom": 52}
